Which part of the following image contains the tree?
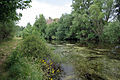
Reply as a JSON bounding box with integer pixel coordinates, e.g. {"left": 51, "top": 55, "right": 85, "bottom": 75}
{"left": 15, "top": 25, "right": 24, "bottom": 37}
{"left": 71, "top": 0, "right": 116, "bottom": 41}
{"left": 23, "top": 23, "right": 34, "bottom": 39}
{"left": 115, "top": 0, "right": 120, "bottom": 21}
{"left": 71, "top": 0, "right": 96, "bottom": 41}
{"left": 34, "top": 14, "right": 47, "bottom": 37}
{"left": 0, "top": 21, "right": 15, "bottom": 41}
{"left": 0, "top": 0, "right": 31, "bottom": 41}
{"left": 89, "top": 0, "right": 105, "bottom": 40}
{"left": 56, "top": 14, "right": 73, "bottom": 40}
{"left": 45, "top": 22, "right": 58, "bottom": 40}
{"left": 0, "top": 0, "right": 31, "bottom": 22}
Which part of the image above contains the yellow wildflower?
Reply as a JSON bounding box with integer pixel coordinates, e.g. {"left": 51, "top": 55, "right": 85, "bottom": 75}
{"left": 52, "top": 68, "right": 55, "bottom": 73}
{"left": 50, "top": 62, "right": 53, "bottom": 65}
{"left": 42, "top": 60, "right": 45, "bottom": 62}
{"left": 57, "top": 69, "right": 60, "bottom": 72}
{"left": 44, "top": 62, "right": 46, "bottom": 64}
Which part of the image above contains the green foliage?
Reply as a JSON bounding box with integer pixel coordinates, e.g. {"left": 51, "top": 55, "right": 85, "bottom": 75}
{"left": 15, "top": 26, "right": 24, "bottom": 37}
{"left": 5, "top": 34, "right": 52, "bottom": 80}
{"left": 34, "top": 14, "right": 47, "bottom": 37}
{"left": 0, "top": 0, "right": 31, "bottom": 22}
{"left": 0, "top": 21, "right": 15, "bottom": 41}
{"left": 71, "top": 13, "right": 96, "bottom": 41}
{"left": 103, "top": 21, "right": 120, "bottom": 43}
{"left": 22, "top": 22, "right": 43, "bottom": 39}
{"left": 70, "top": 0, "right": 97, "bottom": 41}
{"left": 21, "top": 35, "right": 51, "bottom": 59}
{"left": 115, "top": 0, "right": 120, "bottom": 21}
{"left": 22, "top": 23, "right": 34, "bottom": 39}
{"left": 7, "top": 56, "right": 43, "bottom": 80}
{"left": 0, "top": 0, "right": 31, "bottom": 41}
{"left": 5, "top": 34, "right": 63, "bottom": 80}
{"left": 45, "top": 22, "right": 58, "bottom": 40}
{"left": 70, "top": 0, "right": 116, "bottom": 42}
{"left": 6, "top": 34, "right": 51, "bottom": 68}
{"left": 89, "top": 1, "right": 105, "bottom": 40}
{"left": 56, "top": 14, "right": 73, "bottom": 40}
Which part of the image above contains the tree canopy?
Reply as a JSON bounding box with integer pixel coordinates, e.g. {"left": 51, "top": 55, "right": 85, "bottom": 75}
{"left": 0, "top": 0, "right": 31, "bottom": 22}
{"left": 0, "top": 0, "right": 31, "bottom": 41}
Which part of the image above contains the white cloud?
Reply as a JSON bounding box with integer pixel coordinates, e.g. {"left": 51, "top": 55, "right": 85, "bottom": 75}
{"left": 17, "top": 0, "right": 72, "bottom": 27}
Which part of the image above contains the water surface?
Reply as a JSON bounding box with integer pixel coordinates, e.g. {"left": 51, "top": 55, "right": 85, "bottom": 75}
{"left": 47, "top": 41, "right": 120, "bottom": 80}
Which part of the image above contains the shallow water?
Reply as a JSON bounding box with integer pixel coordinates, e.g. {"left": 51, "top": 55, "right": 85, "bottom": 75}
{"left": 47, "top": 41, "right": 120, "bottom": 80}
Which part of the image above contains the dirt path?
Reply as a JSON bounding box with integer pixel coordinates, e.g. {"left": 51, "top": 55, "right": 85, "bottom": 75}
{"left": 0, "top": 38, "right": 21, "bottom": 79}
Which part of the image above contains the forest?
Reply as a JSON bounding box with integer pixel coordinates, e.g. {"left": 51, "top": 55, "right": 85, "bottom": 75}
{"left": 0, "top": 0, "right": 120, "bottom": 80}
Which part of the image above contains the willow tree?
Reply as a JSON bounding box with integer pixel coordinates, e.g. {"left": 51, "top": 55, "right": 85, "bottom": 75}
{"left": 71, "top": 0, "right": 95, "bottom": 41}
{"left": 71, "top": 0, "right": 115, "bottom": 41}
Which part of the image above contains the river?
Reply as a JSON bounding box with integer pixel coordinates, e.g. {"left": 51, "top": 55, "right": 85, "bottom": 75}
{"left": 47, "top": 41, "right": 120, "bottom": 80}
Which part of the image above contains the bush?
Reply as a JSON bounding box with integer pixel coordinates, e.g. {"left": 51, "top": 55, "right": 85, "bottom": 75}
{"left": 5, "top": 34, "right": 62, "bottom": 80}
{"left": 21, "top": 35, "right": 51, "bottom": 59}
{"left": 5, "top": 35, "right": 51, "bottom": 80}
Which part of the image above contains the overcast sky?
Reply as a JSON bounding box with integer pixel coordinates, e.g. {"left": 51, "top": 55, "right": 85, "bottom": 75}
{"left": 17, "top": 0, "right": 72, "bottom": 27}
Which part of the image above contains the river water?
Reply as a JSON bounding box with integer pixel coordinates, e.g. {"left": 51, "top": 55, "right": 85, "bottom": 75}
{"left": 47, "top": 41, "right": 120, "bottom": 80}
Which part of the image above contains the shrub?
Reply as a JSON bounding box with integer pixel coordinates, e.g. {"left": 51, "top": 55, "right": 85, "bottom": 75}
{"left": 5, "top": 35, "right": 50, "bottom": 80}
{"left": 20, "top": 35, "right": 51, "bottom": 59}
{"left": 5, "top": 34, "right": 62, "bottom": 80}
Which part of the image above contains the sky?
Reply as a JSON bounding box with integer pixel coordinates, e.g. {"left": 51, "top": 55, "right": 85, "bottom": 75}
{"left": 17, "top": 0, "right": 72, "bottom": 27}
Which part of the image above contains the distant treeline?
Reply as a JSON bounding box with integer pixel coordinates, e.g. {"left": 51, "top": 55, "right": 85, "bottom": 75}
{"left": 17, "top": 0, "right": 120, "bottom": 43}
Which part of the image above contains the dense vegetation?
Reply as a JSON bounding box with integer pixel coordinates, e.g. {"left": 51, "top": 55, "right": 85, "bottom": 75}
{"left": 21, "top": 0, "right": 120, "bottom": 43}
{"left": 0, "top": 0, "right": 120, "bottom": 80}
{"left": 5, "top": 35, "right": 47, "bottom": 80}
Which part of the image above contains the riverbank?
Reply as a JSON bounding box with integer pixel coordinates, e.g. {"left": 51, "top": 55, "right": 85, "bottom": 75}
{"left": 0, "top": 38, "right": 120, "bottom": 80}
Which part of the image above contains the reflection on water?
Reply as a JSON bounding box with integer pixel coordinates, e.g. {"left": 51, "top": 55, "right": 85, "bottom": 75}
{"left": 47, "top": 40, "right": 120, "bottom": 80}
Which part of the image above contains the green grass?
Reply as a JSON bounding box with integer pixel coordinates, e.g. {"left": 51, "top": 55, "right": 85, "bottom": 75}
{"left": 0, "top": 38, "right": 22, "bottom": 57}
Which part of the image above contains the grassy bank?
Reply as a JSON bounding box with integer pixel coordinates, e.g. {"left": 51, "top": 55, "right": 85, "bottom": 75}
{"left": 3, "top": 35, "right": 62, "bottom": 80}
